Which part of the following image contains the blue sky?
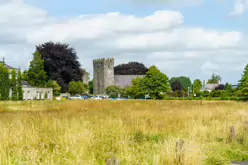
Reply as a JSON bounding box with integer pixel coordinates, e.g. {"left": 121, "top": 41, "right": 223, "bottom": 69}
{"left": 0, "top": 0, "right": 247, "bottom": 84}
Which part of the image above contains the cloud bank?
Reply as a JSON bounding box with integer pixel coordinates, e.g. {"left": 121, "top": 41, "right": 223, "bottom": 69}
{"left": 0, "top": 0, "right": 246, "bottom": 83}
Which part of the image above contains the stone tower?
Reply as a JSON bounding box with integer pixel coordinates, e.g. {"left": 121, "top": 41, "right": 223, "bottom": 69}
{"left": 93, "top": 58, "right": 115, "bottom": 95}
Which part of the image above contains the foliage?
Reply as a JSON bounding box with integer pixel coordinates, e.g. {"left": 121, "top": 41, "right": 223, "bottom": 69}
{"left": 26, "top": 52, "right": 48, "bottom": 87}
{"left": 46, "top": 80, "right": 61, "bottom": 96}
{"left": 169, "top": 76, "right": 191, "bottom": 90}
{"left": 224, "top": 83, "right": 234, "bottom": 93}
{"left": 215, "top": 84, "right": 225, "bottom": 91}
{"left": 0, "top": 64, "right": 10, "bottom": 100}
{"left": 127, "top": 66, "right": 171, "bottom": 99}
{"left": 126, "top": 77, "right": 146, "bottom": 99}
{"left": 171, "top": 80, "right": 183, "bottom": 92}
{"left": 22, "top": 70, "right": 29, "bottom": 81}
{"left": 193, "top": 79, "right": 202, "bottom": 94}
{"left": 114, "top": 62, "right": 148, "bottom": 75}
{"left": 88, "top": 80, "right": 93, "bottom": 94}
{"left": 105, "top": 85, "right": 124, "bottom": 98}
{"left": 208, "top": 73, "right": 221, "bottom": 84}
{"left": 168, "top": 90, "right": 186, "bottom": 98}
{"left": 202, "top": 90, "right": 210, "bottom": 97}
{"left": 17, "top": 69, "right": 23, "bottom": 100}
{"left": 36, "top": 41, "right": 83, "bottom": 92}
{"left": 142, "top": 66, "right": 171, "bottom": 99}
{"left": 68, "top": 81, "right": 87, "bottom": 95}
{"left": 238, "top": 64, "right": 248, "bottom": 96}
{"left": 10, "top": 70, "right": 18, "bottom": 101}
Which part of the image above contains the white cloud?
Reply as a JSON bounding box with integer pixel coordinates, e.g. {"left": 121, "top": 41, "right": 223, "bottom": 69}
{"left": 201, "top": 61, "right": 219, "bottom": 74}
{"left": 0, "top": 0, "right": 247, "bottom": 84}
{"left": 121, "top": 0, "right": 203, "bottom": 7}
{"left": 230, "top": 0, "right": 248, "bottom": 16}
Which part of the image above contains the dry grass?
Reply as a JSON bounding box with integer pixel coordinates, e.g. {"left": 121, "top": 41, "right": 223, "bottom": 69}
{"left": 0, "top": 100, "right": 248, "bottom": 165}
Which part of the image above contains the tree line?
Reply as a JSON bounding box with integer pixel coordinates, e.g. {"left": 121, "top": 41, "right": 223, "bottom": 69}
{"left": 1, "top": 40, "right": 246, "bottom": 100}
{"left": 105, "top": 64, "right": 248, "bottom": 100}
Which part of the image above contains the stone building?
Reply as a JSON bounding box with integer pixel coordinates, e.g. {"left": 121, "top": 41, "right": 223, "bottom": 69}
{"left": 201, "top": 80, "right": 221, "bottom": 92}
{"left": 0, "top": 59, "right": 53, "bottom": 100}
{"left": 93, "top": 58, "right": 115, "bottom": 95}
{"left": 93, "top": 58, "right": 145, "bottom": 95}
{"left": 82, "top": 71, "right": 90, "bottom": 84}
{"left": 22, "top": 81, "right": 53, "bottom": 100}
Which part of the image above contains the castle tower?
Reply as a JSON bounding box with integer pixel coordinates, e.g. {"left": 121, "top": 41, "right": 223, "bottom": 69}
{"left": 93, "top": 58, "right": 115, "bottom": 95}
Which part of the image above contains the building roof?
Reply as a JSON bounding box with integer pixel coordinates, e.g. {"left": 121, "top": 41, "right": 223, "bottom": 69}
{"left": 114, "top": 75, "right": 145, "bottom": 88}
{"left": 201, "top": 83, "right": 219, "bottom": 91}
{"left": 21, "top": 81, "right": 33, "bottom": 87}
{"left": 0, "top": 61, "right": 19, "bottom": 70}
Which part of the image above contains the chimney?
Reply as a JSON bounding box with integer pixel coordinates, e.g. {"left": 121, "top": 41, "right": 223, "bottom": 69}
{"left": 218, "top": 80, "right": 221, "bottom": 85}
{"left": 203, "top": 80, "right": 206, "bottom": 86}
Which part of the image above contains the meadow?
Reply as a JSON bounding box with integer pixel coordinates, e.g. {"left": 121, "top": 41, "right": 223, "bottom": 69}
{"left": 0, "top": 100, "right": 247, "bottom": 165}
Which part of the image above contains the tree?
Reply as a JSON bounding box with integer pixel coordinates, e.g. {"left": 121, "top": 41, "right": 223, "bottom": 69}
{"left": 0, "top": 64, "right": 10, "bottom": 100}
{"left": 26, "top": 52, "right": 48, "bottom": 87}
{"left": 215, "top": 84, "right": 225, "bottom": 91}
{"left": 208, "top": 73, "right": 221, "bottom": 84}
{"left": 46, "top": 80, "right": 61, "bottom": 96}
{"left": 88, "top": 80, "right": 93, "bottom": 94}
{"left": 36, "top": 42, "right": 84, "bottom": 92}
{"left": 105, "top": 85, "right": 124, "bottom": 98}
{"left": 127, "top": 66, "right": 171, "bottom": 99}
{"left": 126, "top": 77, "right": 146, "bottom": 99}
{"left": 114, "top": 62, "right": 148, "bottom": 75}
{"left": 238, "top": 64, "right": 248, "bottom": 96}
{"left": 169, "top": 76, "right": 191, "bottom": 90}
{"left": 193, "top": 79, "right": 202, "bottom": 94}
{"left": 17, "top": 69, "right": 23, "bottom": 100}
{"left": 171, "top": 80, "right": 183, "bottom": 92}
{"left": 10, "top": 70, "right": 18, "bottom": 100}
{"left": 224, "top": 83, "right": 234, "bottom": 93}
{"left": 68, "top": 81, "right": 87, "bottom": 95}
{"left": 142, "top": 66, "right": 171, "bottom": 99}
{"left": 22, "top": 70, "right": 29, "bottom": 81}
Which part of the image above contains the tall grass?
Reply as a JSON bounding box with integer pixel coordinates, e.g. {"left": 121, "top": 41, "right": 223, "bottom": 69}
{"left": 0, "top": 100, "right": 247, "bottom": 165}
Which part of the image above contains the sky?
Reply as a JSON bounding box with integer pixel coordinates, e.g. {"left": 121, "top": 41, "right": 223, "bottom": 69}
{"left": 0, "top": 0, "right": 248, "bottom": 84}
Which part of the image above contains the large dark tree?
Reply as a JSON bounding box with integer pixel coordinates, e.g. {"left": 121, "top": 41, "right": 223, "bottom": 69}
{"left": 35, "top": 42, "right": 83, "bottom": 92}
{"left": 169, "top": 76, "right": 191, "bottom": 90}
{"left": 171, "top": 80, "right": 183, "bottom": 92}
{"left": 114, "top": 62, "right": 148, "bottom": 75}
{"left": 215, "top": 84, "right": 225, "bottom": 91}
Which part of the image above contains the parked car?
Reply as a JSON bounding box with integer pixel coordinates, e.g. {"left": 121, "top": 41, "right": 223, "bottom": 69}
{"left": 81, "top": 95, "right": 91, "bottom": 100}
{"left": 91, "top": 95, "right": 103, "bottom": 100}
{"left": 69, "top": 95, "right": 82, "bottom": 100}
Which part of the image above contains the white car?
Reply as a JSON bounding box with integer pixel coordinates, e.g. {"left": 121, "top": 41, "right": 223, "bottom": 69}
{"left": 69, "top": 95, "right": 82, "bottom": 100}
{"left": 91, "top": 95, "right": 103, "bottom": 100}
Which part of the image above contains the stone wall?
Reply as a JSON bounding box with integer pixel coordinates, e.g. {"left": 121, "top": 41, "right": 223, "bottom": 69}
{"left": 23, "top": 87, "right": 53, "bottom": 100}
{"left": 93, "top": 58, "right": 146, "bottom": 95}
{"left": 114, "top": 75, "right": 145, "bottom": 88}
{"left": 93, "top": 58, "right": 114, "bottom": 95}
{"left": 82, "top": 72, "right": 90, "bottom": 84}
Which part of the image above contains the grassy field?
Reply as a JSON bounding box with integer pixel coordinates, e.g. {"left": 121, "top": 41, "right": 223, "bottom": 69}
{"left": 0, "top": 100, "right": 247, "bottom": 165}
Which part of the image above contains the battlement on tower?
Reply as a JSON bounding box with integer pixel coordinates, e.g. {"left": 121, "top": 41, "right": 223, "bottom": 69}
{"left": 93, "top": 58, "right": 114, "bottom": 65}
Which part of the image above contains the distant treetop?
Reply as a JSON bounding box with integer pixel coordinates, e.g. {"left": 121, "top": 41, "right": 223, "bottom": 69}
{"left": 114, "top": 62, "right": 148, "bottom": 75}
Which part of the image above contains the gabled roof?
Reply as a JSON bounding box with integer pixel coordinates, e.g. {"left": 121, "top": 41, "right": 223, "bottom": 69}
{"left": 21, "top": 81, "right": 32, "bottom": 87}
{"left": 201, "top": 83, "right": 219, "bottom": 91}
{"left": 0, "top": 61, "right": 19, "bottom": 70}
